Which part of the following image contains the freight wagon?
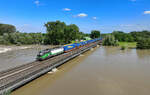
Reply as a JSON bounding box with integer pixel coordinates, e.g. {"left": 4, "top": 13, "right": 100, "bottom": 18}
{"left": 63, "top": 43, "right": 76, "bottom": 53}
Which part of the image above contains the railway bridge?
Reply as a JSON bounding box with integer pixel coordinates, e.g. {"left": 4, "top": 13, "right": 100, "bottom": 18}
{"left": 0, "top": 41, "right": 101, "bottom": 95}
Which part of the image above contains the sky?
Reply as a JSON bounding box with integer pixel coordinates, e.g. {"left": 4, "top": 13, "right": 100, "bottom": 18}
{"left": 0, "top": 0, "right": 150, "bottom": 33}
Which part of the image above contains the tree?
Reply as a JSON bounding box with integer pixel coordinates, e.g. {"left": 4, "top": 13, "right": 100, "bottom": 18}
{"left": 137, "top": 38, "right": 150, "bottom": 49}
{"left": 9, "top": 33, "right": 18, "bottom": 44}
{"left": 45, "top": 21, "right": 66, "bottom": 45}
{"left": 90, "top": 30, "right": 100, "bottom": 39}
{"left": 103, "top": 35, "right": 119, "bottom": 46}
{"left": 0, "top": 36, "right": 4, "bottom": 44}
{"left": 2, "top": 33, "right": 11, "bottom": 45}
{"left": 64, "top": 24, "right": 80, "bottom": 43}
{"left": 131, "top": 30, "right": 150, "bottom": 41}
{"left": 112, "top": 31, "right": 135, "bottom": 42}
{"left": 0, "top": 24, "right": 16, "bottom": 35}
{"left": 44, "top": 20, "right": 84, "bottom": 45}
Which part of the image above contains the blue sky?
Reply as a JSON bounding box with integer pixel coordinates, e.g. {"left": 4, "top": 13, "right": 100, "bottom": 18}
{"left": 0, "top": 0, "right": 150, "bottom": 33}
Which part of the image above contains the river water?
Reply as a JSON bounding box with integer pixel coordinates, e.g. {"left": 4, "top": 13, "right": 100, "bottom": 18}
{"left": 9, "top": 46, "right": 150, "bottom": 95}
{"left": 0, "top": 46, "right": 49, "bottom": 71}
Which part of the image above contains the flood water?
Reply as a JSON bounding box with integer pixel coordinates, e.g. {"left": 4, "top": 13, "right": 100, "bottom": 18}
{"left": 0, "top": 46, "right": 49, "bottom": 71}
{"left": 11, "top": 46, "right": 150, "bottom": 95}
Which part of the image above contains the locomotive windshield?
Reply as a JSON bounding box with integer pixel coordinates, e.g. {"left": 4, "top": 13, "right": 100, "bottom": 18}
{"left": 38, "top": 49, "right": 51, "bottom": 56}
{"left": 38, "top": 51, "right": 43, "bottom": 56}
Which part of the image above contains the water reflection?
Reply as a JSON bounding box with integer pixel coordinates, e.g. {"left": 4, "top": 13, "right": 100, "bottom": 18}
{"left": 136, "top": 49, "right": 150, "bottom": 59}
{"left": 103, "top": 46, "right": 133, "bottom": 57}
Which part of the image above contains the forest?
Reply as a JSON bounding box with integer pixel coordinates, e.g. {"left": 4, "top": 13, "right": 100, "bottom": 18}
{"left": 0, "top": 21, "right": 100, "bottom": 45}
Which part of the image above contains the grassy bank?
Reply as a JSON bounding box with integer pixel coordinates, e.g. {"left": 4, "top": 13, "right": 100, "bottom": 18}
{"left": 118, "top": 42, "right": 137, "bottom": 48}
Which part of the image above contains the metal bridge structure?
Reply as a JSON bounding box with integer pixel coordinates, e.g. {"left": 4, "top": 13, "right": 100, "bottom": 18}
{"left": 0, "top": 41, "right": 101, "bottom": 95}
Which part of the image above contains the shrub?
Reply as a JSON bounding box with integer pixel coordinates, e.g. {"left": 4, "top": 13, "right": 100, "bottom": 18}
{"left": 136, "top": 38, "right": 150, "bottom": 49}
{"left": 103, "top": 35, "right": 119, "bottom": 46}
{"left": 121, "top": 46, "right": 126, "bottom": 50}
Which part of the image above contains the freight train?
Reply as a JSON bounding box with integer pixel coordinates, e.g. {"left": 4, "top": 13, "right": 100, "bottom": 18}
{"left": 36, "top": 38, "right": 102, "bottom": 61}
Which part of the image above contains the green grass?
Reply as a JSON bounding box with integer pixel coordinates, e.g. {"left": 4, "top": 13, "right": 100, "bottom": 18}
{"left": 118, "top": 42, "right": 137, "bottom": 48}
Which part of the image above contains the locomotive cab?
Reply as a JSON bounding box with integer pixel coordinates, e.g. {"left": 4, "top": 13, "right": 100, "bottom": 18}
{"left": 36, "top": 49, "right": 51, "bottom": 61}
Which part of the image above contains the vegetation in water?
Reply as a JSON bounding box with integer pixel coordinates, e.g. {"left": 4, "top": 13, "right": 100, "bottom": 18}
{"left": 136, "top": 38, "right": 150, "bottom": 49}
{"left": 102, "top": 30, "right": 150, "bottom": 49}
{"left": 102, "top": 35, "right": 119, "bottom": 46}
{"left": 121, "top": 46, "right": 126, "bottom": 50}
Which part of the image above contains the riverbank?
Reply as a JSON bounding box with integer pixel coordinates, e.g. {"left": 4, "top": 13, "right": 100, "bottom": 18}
{"left": 0, "top": 45, "right": 36, "bottom": 54}
{"left": 118, "top": 42, "right": 137, "bottom": 48}
{"left": 0, "top": 45, "right": 57, "bottom": 54}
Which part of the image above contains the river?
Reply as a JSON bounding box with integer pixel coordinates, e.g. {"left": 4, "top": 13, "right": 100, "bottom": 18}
{"left": 0, "top": 45, "right": 50, "bottom": 71}
{"left": 9, "top": 46, "right": 150, "bottom": 95}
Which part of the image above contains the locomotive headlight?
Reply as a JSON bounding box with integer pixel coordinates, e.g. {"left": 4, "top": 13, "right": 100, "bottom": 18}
{"left": 40, "top": 53, "right": 43, "bottom": 55}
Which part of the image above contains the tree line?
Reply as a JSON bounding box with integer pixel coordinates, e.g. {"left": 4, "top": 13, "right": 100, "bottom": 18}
{"left": 1, "top": 21, "right": 149, "bottom": 49}
{"left": 0, "top": 23, "right": 44, "bottom": 45}
{"left": 102, "top": 30, "right": 150, "bottom": 49}
{"left": 0, "top": 21, "right": 100, "bottom": 45}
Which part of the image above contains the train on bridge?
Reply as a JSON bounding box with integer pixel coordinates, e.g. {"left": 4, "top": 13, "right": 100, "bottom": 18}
{"left": 37, "top": 38, "right": 102, "bottom": 61}
{"left": 0, "top": 37, "right": 102, "bottom": 95}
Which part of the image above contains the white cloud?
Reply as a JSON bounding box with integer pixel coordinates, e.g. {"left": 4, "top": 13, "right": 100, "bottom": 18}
{"left": 63, "top": 8, "right": 71, "bottom": 11}
{"left": 77, "top": 13, "right": 88, "bottom": 17}
{"left": 34, "top": 0, "right": 40, "bottom": 6}
{"left": 92, "top": 17, "right": 97, "bottom": 20}
{"left": 119, "top": 24, "right": 134, "bottom": 27}
{"left": 144, "top": 11, "right": 150, "bottom": 14}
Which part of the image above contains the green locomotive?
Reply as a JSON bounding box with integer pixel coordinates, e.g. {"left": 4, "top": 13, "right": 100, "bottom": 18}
{"left": 36, "top": 47, "right": 64, "bottom": 61}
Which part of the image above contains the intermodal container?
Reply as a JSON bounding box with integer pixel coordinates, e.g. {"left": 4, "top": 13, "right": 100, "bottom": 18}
{"left": 75, "top": 43, "right": 80, "bottom": 47}
{"left": 63, "top": 44, "right": 76, "bottom": 52}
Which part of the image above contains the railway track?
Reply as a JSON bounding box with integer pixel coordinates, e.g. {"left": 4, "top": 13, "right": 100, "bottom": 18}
{"left": 0, "top": 46, "right": 84, "bottom": 86}
{"left": 0, "top": 61, "right": 39, "bottom": 78}
{"left": 0, "top": 50, "right": 73, "bottom": 84}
